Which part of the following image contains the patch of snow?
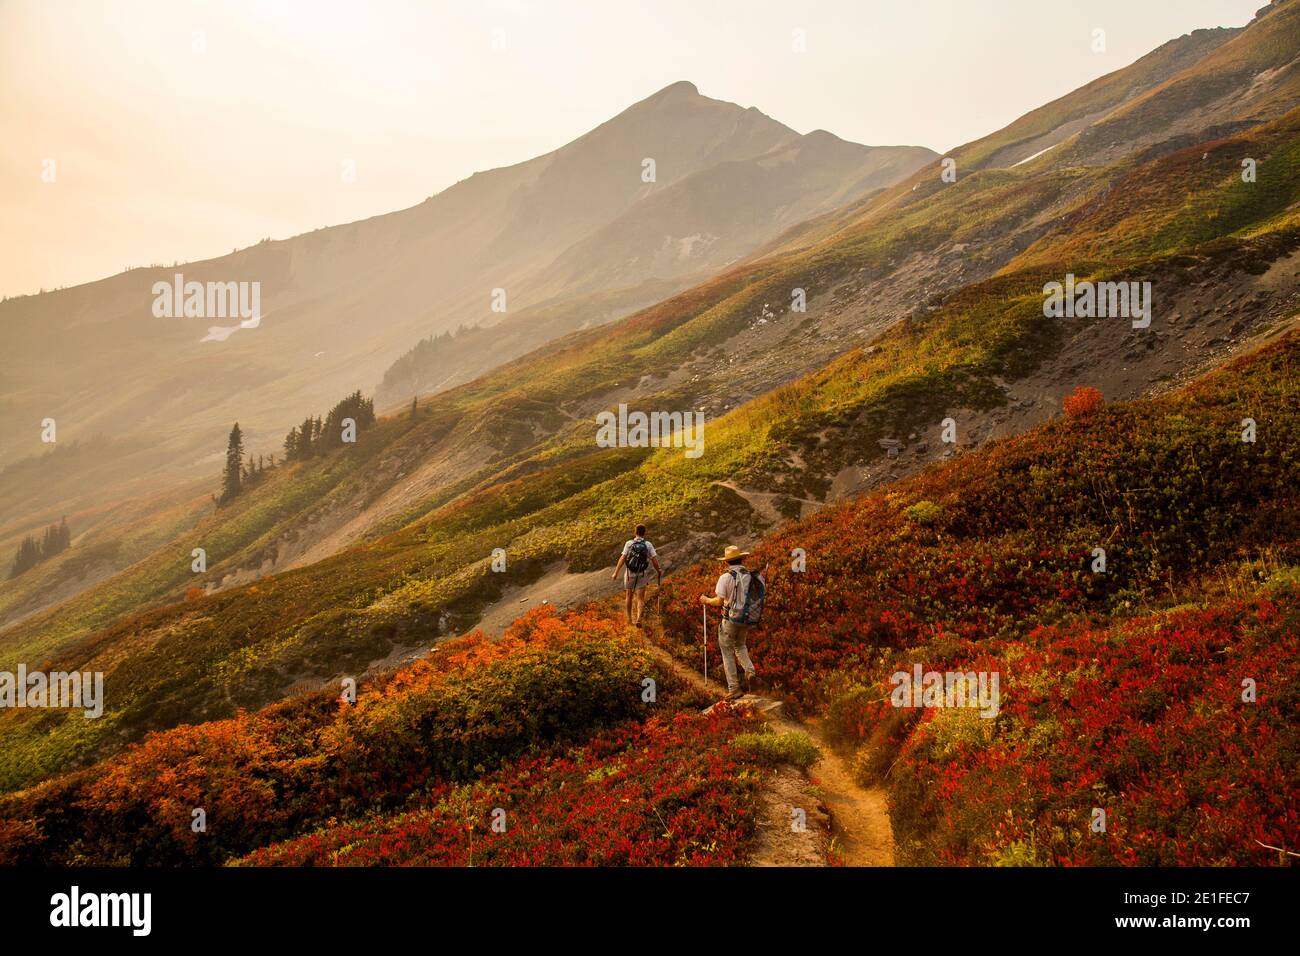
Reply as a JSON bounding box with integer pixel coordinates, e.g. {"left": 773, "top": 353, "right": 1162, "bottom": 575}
{"left": 1012, "top": 143, "right": 1057, "bottom": 168}
{"left": 201, "top": 325, "right": 241, "bottom": 343}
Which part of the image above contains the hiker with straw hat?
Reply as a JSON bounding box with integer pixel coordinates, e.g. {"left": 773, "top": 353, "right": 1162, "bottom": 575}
{"left": 700, "top": 545, "right": 766, "bottom": 701}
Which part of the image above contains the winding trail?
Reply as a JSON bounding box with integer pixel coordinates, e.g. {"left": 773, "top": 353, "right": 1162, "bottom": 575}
{"left": 778, "top": 713, "right": 895, "bottom": 866}
{"left": 711, "top": 480, "right": 826, "bottom": 524}
{"left": 639, "top": 617, "right": 895, "bottom": 866}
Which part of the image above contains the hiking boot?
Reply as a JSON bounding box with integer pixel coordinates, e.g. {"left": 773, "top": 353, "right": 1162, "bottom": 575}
{"left": 724, "top": 688, "right": 744, "bottom": 701}
{"left": 744, "top": 671, "right": 759, "bottom": 693}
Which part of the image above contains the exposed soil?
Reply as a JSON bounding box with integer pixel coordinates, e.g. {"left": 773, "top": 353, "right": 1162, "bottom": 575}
{"left": 474, "top": 563, "right": 613, "bottom": 636}
{"left": 780, "top": 714, "right": 895, "bottom": 866}
{"left": 748, "top": 765, "right": 832, "bottom": 867}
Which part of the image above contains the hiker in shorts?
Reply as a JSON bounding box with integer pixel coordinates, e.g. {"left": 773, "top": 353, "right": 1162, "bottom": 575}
{"left": 700, "top": 545, "right": 763, "bottom": 700}
{"left": 612, "top": 524, "right": 662, "bottom": 627}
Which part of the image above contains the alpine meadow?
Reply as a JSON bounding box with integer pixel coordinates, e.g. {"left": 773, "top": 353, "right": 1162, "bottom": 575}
{"left": 0, "top": 0, "right": 1296, "bottom": 940}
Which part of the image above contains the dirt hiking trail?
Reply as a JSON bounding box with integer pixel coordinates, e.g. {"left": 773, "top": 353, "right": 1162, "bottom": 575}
{"left": 638, "top": 616, "right": 895, "bottom": 867}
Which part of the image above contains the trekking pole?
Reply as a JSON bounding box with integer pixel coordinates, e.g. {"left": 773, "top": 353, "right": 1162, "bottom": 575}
{"left": 702, "top": 605, "right": 708, "bottom": 684}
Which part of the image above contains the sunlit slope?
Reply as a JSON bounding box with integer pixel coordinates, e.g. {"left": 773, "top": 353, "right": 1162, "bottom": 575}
{"left": 2, "top": 4, "right": 1298, "bottom": 791}
{"left": 3, "top": 326, "right": 1294, "bottom": 867}
{"left": 1, "top": 178, "right": 1295, "bottom": 794}
{"left": 758, "top": 1, "right": 1299, "bottom": 261}
{"left": 651, "top": 330, "right": 1299, "bottom": 864}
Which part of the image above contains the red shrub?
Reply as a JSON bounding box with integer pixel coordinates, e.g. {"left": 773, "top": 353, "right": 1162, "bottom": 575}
{"left": 886, "top": 594, "right": 1300, "bottom": 865}
{"left": 1063, "top": 385, "right": 1104, "bottom": 418}
{"left": 650, "top": 338, "right": 1299, "bottom": 865}
{"left": 240, "top": 711, "right": 764, "bottom": 867}
{"left": 0, "top": 607, "right": 680, "bottom": 865}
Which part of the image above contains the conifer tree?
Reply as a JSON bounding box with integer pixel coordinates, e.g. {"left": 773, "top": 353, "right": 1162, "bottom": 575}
{"left": 220, "top": 423, "right": 244, "bottom": 504}
{"left": 35, "top": 516, "right": 72, "bottom": 560}
{"left": 9, "top": 535, "right": 40, "bottom": 578}
{"left": 299, "top": 416, "right": 315, "bottom": 458}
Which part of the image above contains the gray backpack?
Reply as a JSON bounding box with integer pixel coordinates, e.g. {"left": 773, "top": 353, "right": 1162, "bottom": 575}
{"left": 725, "top": 567, "right": 766, "bottom": 624}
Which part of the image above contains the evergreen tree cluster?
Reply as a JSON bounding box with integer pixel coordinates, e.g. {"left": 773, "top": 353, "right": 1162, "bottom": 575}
{"left": 282, "top": 391, "right": 376, "bottom": 462}
{"left": 379, "top": 324, "right": 483, "bottom": 398}
{"left": 282, "top": 415, "right": 321, "bottom": 462}
{"left": 9, "top": 517, "right": 71, "bottom": 578}
{"left": 218, "top": 391, "right": 374, "bottom": 507}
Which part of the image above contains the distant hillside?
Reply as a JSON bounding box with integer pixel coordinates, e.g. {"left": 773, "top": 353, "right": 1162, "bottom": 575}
{"left": 375, "top": 128, "right": 935, "bottom": 404}
{"left": 0, "top": 81, "right": 933, "bottom": 541}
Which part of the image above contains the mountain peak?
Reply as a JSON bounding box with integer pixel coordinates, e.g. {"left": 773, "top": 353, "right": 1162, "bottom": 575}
{"left": 653, "top": 80, "right": 699, "bottom": 98}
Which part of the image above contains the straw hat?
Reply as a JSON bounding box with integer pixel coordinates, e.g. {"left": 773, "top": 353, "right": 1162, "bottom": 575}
{"left": 717, "top": 545, "right": 750, "bottom": 562}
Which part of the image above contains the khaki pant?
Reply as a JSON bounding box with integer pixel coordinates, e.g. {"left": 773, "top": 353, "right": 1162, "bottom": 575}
{"left": 717, "top": 619, "right": 755, "bottom": 694}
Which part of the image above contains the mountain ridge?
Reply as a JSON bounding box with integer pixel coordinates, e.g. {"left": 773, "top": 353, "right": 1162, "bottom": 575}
{"left": 0, "top": 80, "right": 935, "bottom": 548}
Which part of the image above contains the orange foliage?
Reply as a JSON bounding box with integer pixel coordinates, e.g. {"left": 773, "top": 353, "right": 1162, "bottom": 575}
{"left": 1062, "top": 385, "right": 1104, "bottom": 418}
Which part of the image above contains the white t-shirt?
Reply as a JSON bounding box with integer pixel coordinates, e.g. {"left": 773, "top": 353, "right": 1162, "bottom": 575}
{"left": 622, "top": 538, "right": 657, "bottom": 560}
{"left": 716, "top": 568, "right": 742, "bottom": 603}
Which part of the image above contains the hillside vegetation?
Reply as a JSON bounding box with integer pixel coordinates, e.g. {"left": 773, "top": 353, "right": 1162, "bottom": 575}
{"left": 0, "top": 609, "right": 765, "bottom": 866}
{"left": 653, "top": 330, "right": 1299, "bottom": 864}
{"left": 2, "top": 1, "right": 1298, "bottom": 835}
{"left": 4, "top": 328, "right": 1294, "bottom": 867}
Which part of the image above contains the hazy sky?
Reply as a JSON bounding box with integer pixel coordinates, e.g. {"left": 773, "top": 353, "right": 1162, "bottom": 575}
{"left": 0, "top": 0, "right": 1265, "bottom": 297}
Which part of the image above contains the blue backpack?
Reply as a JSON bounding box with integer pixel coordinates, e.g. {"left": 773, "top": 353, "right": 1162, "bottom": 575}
{"left": 725, "top": 567, "right": 765, "bottom": 624}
